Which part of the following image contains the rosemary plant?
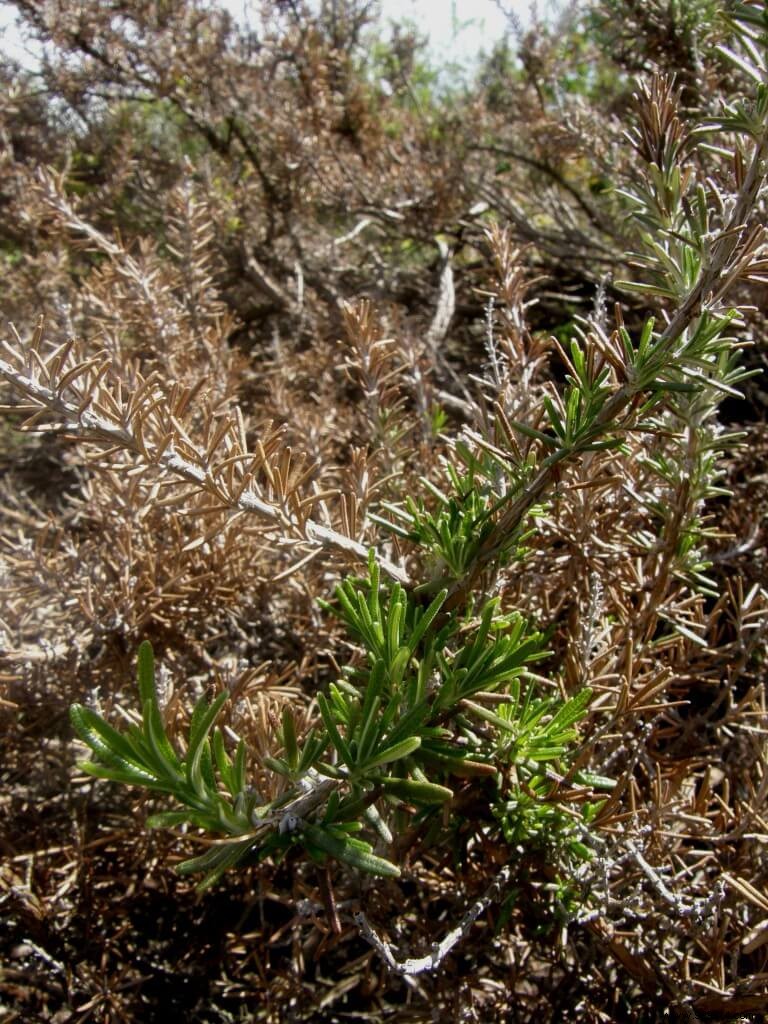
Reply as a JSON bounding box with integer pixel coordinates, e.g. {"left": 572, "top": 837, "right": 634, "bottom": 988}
{"left": 71, "top": 551, "right": 600, "bottom": 889}
{"left": 0, "top": 0, "right": 764, "bottom": 1007}
{"left": 63, "top": 0, "right": 768, "bottom": 939}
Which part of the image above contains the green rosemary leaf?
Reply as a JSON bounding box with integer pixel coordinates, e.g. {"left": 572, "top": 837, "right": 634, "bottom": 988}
{"left": 302, "top": 823, "right": 400, "bottom": 877}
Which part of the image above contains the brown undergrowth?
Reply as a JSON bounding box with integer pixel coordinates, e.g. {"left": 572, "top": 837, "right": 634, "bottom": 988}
{"left": 1, "top": 2, "right": 767, "bottom": 1021}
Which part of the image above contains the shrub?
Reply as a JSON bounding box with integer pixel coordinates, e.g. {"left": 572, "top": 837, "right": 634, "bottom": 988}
{"left": 1, "top": 1, "right": 767, "bottom": 1020}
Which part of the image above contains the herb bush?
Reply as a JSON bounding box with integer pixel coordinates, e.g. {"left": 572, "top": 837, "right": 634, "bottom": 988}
{"left": 1, "top": 1, "right": 767, "bottom": 1020}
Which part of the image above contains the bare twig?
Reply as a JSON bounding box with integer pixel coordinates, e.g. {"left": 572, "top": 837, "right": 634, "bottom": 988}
{"left": 354, "top": 865, "right": 513, "bottom": 975}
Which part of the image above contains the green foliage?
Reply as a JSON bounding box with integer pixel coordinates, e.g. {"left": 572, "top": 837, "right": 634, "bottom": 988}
{"left": 373, "top": 445, "right": 536, "bottom": 590}
{"left": 71, "top": 554, "right": 598, "bottom": 887}
{"left": 71, "top": 641, "right": 256, "bottom": 888}
{"left": 585, "top": 0, "right": 722, "bottom": 89}
{"left": 610, "top": 64, "right": 765, "bottom": 593}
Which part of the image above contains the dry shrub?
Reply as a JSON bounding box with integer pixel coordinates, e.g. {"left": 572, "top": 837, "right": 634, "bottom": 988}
{"left": 1, "top": 2, "right": 767, "bottom": 1022}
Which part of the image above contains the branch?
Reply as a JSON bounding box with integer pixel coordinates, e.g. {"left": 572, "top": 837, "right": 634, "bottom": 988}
{"left": 471, "top": 142, "right": 613, "bottom": 234}
{"left": 354, "top": 865, "right": 512, "bottom": 975}
{"left": 0, "top": 356, "right": 410, "bottom": 585}
{"left": 444, "top": 123, "right": 768, "bottom": 611}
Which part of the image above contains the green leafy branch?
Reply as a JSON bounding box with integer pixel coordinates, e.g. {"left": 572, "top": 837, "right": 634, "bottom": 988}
{"left": 70, "top": 641, "right": 258, "bottom": 888}
{"left": 71, "top": 553, "right": 600, "bottom": 888}
{"left": 429, "top": 32, "right": 768, "bottom": 613}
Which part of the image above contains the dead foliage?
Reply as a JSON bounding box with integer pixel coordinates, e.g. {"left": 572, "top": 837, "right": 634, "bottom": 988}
{"left": 1, "top": 2, "right": 767, "bottom": 1021}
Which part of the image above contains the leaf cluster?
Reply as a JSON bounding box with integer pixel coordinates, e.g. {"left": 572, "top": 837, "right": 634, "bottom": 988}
{"left": 72, "top": 552, "right": 598, "bottom": 885}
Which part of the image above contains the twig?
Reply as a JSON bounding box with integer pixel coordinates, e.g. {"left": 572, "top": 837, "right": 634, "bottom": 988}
{"left": 354, "top": 865, "right": 512, "bottom": 975}
{"left": 626, "top": 842, "right": 726, "bottom": 924}
{"left": 0, "top": 360, "right": 410, "bottom": 585}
